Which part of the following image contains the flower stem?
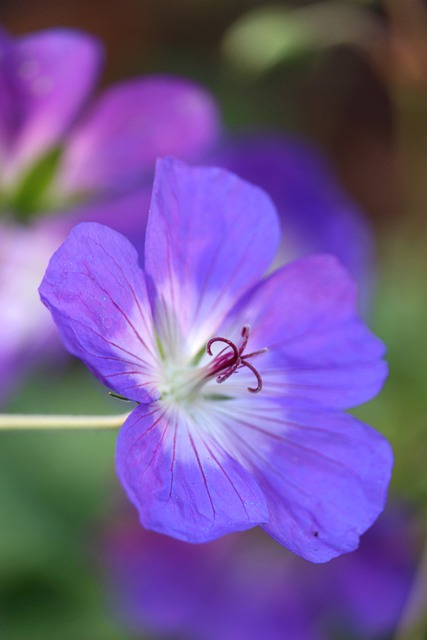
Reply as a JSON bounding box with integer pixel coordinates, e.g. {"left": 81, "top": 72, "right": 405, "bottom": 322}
{"left": 0, "top": 412, "right": 131, "bottom": 431}
{"left": 394, "top": 537, "right": 427, "bottom": 639}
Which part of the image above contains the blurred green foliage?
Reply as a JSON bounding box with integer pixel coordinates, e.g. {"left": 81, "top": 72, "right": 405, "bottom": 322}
{"left": 356, "top": 233, "right": 427, "bottom": 514}
{"left": 9, "top": 147, "right": 64, "bottom": 220}
{"left": 222, "top": 2, "right": 382, "bottom": 75}
{"left": 0, "top": 366, "right": 130, "bottom": 639}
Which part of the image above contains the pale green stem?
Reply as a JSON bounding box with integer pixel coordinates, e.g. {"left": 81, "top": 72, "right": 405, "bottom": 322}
{"left": 394, "top": 538, "right": 427, "bottom": 639}
{"left": 0, "top": 412, "right": 131, "bottom": 431}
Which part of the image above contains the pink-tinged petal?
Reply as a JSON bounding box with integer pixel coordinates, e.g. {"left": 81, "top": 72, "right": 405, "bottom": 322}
{"left": 0, "top": 187, "right": 150, "bottom": 404}
{"left": 2, "top": 29, "right": 102, "bottom": 182}
{"left": 221, "top": 254, "right": 387, "bottom": 409}
{"left": 116, "top": 403, "right": 269, "bottom": 542}
{"left": 39, "top": 223, "right": 160, "bottom": 404}
{"left": 145, "top": 157, "right": 280, "bottom": 357}
{"left": 212, "top": 397, "right": 392, "bottom": 562}
{"left": 56, "top": 76, "right": 220, "bottom": 195}
{"left": 0, "top": 219, "right": 64, "bottom": 402}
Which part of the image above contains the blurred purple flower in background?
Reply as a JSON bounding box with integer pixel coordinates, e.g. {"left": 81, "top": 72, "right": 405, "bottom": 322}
{"left": 101, "top": 504, "right": 420, "bottom": 640}
{"left": 0, "top": 27, "right": 219, "bottom": 401}
{"left": 40, "top": 157, "right": 392, "bottom": 562}
{"left": 210, "top": 134, "right": 373, "bottom": 297}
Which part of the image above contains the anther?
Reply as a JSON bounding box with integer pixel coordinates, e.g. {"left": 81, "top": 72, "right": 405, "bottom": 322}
{"left": 239, "top": 324, "right": 250, "bottom": 354}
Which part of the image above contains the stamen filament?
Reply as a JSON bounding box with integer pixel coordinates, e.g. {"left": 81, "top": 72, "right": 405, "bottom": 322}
{"left": 206, "top": 336, "right": 239, "bottom": 360}
{"left": 240, "top": 361, "right": 263, "bottom": 393}
{"left": 216, "top": 359, "right": 241, "bottom": 384}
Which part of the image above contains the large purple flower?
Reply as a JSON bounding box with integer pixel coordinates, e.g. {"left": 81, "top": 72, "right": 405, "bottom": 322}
{"left": 40, "top": 157, "right": 392, "bottom": 562}
{"left": 101, "top": 505, "right": 419, "bottom": 640}
{"left": 0, "top": 27, "right": 219, "bottom": 401}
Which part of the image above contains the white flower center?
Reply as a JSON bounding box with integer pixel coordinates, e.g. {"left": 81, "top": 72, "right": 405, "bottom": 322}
{"left": 157, "top": 324, "right": 267, "bottom": 409}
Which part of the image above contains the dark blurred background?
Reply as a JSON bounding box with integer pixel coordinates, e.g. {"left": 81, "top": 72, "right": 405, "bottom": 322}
{"left": 0, "top": 0, "right": 401, "bottom": 220}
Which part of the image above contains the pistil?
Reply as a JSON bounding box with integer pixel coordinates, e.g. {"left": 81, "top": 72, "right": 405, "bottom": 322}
{"left": 206, "top": 325, "right": 267, "bottom": 393}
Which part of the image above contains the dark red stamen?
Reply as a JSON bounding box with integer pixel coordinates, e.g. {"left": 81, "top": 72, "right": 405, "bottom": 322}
{"left": 240, "top": 361, "right": 263, "bottom": 393}
{"left": 240, "top": 325, "right": 250, "bottom": 353}
{"left": 206, "top": 325, "right": 266, "bottom": 393}
{"left": 206, "top": 336, "right": 239, "bottom": 360}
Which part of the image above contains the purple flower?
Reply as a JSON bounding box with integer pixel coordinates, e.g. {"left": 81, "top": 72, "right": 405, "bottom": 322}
{"left": 0, "top": 27, "right": 219, "bottom": 401}
{"left": 0, "top": 218, "right": 66, "bottom": 399}
{"left": 40, "top": 157, "right": 392, "bottom": 562}
{"left": 0, "top": 28, "right": 218, "bottom": 200}
{"left": 101, "top": 504, "right": 420, "bottom": 640}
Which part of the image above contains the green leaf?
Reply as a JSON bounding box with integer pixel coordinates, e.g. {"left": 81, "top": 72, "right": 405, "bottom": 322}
{"left": 222, "top": 2, "right": 383, "bottom": 75}
{"left": 9, "top": 147, "right": 63, "bottom": 221}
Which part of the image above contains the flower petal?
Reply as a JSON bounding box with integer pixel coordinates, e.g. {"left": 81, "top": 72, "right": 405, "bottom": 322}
{"left": 103, "top": 517, "right": 237, "bottom": 637}
{"left": 103, "top": 518, "right": 319, "bottom": 640}
{"left": 2, "top": 29, "right": 102, "bottom": 182}
{"left": 102, "top": 504, "right": 416, "bottom": 639}
{"left": 328, "top": 507, "right": 420, "bottom": 637}
{"left": 56, "top": 77, "right": 220, "bottom": 195}
{"left": 145, "top": 157, "right": 280, "bottom": 357}
{"left": 116, "top": 403, "right": 269, "bottom": 542}
{"left": 209, "top": 396, "right": 392, "bottom": 562}
{"left": 259, "top": 407, "right": 393, "bottom": 562}
{"left": 0, "top": 219, "right": 64, "bottom": 403}
{"left": 221, "top": 254, "right": 387, "bottom": 409}
{"left": 39, "top": 222, "right": 159, "bottom": 403}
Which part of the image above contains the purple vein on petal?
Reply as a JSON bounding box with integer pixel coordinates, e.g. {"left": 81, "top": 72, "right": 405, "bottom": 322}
{"left": 191, "top": 239, "right": 224, "bottom": 328}
{"left": 127, "top": 407, "right": 170, "bottom": 468}
{"left": 84, "top": 275, "right": 155, "bottom": 359}
{"left": 199, "top": 434, "right": 253, "bottom": 520}
{"left": 119, "top": 379, "right": 162, "bottom": 393}
{"left": 168, "top": 415, "right": 179, "bottom": 500}
{"left": 207, "top": 407, "right": 337, "bottom": 506}
{"left": 61, "top": 312, "right": 151, "bottom": 370}
{"left": 76, "top": 253, "right": 157, "bottom": 361}
{"left": 91, "top": 238, "right": 157, "bottom": 356}
{"left": 129, "top": 407, "right": 169, "bottom": 450}
{"left": 188, "top": 430, "right": 217, "bottom": 520}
